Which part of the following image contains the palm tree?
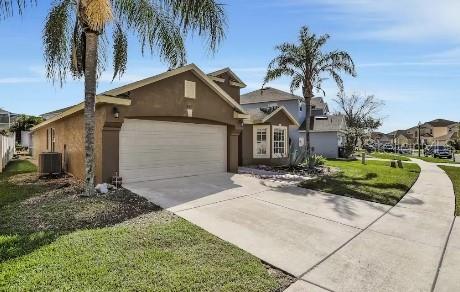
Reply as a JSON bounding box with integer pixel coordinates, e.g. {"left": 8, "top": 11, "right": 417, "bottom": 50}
{"left": 43, "top": 0, "right": 226, "bottom": 196}
{"left": 263, "top": 26, "right": 356, "bottom": 160}
{"left": 0, "top": 0, "right": 32, "bottom": 18}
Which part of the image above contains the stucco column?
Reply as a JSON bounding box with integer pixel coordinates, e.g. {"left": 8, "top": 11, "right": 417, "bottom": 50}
{"left": 228, "top": 125, "right": 242, "bottom": 173}
{"left": 101, "top": 122, "right": 122, "bottom": 183}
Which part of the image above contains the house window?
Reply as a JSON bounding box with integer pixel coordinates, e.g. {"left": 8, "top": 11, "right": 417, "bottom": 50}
{"left": 272, "top": 126, "right": 287, "bottom": 158}
{"left": 253, "top": 125, "right": 270, "bottom": 158}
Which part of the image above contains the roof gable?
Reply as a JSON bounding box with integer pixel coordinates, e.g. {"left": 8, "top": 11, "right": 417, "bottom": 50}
{"left": 207, "top": 68, "right": 246, "bottom": 88}
{"left": 103, "top": 64, "right": 246, "bottom": 114}
{"left": 244, "top": 106, "right": 299, "bottom": 126}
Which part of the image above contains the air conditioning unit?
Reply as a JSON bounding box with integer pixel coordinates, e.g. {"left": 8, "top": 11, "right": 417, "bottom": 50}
{"left": 39, "top": 152, "right": 62, "bottom": 175}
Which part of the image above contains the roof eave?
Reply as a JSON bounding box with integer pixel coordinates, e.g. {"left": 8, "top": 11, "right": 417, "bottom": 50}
{"left": 31, "top": 96, "right": 131, "bottom": 132}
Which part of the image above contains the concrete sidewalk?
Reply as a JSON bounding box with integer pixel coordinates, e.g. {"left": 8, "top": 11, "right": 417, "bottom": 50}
{"left": 298, "top": 159, "right": 457, "bottom": 292}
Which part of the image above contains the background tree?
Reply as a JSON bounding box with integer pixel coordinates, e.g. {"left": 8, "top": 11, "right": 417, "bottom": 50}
{"left": 263, "top": 26, "right": 356, "bottom": 160}
{"left": 43, "top": 0, "right": 226, "bottom": 196}
{"left": 335, "top": 92, "right": 383, "bottom": 156}
{"left": 9, "top": 115, "right": 44, "bottom": 143}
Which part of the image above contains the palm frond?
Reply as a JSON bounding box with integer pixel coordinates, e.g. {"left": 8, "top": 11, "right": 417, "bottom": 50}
{"left": 164, "top": 0, "right": 226, "bottom": 53}
{"left": 70, "top": 17, "right": 84, "bottom": 78}
{"left": 0, "top": 0, "right": 34, "bottom": 19}
{"left": 113, "top": 0, "right": 186, "bottom": 67}
{"left": 43, "top": 0, "right": 73, "bottom": 85}
{"left": 112, "top": 24, "right": 128, "bottom": 79}
{"left": 289, "top": 73, "right": 303, "bottom": 94}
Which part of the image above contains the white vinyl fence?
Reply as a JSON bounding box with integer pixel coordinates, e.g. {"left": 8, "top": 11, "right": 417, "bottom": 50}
{"left": 1, "top": 134, "right": 15, "bottom": 172}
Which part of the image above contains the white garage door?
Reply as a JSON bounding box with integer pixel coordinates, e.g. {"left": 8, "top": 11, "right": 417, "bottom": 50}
{"left": 119, "top": 119, "right": 227, "bottom": 183}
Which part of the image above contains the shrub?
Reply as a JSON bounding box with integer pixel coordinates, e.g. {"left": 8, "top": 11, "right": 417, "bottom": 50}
{"left": 304, "top": 154, "right": 326, "bottom": 168}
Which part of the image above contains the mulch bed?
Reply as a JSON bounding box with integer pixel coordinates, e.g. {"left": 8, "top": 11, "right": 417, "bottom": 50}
{"left": 2, "top": 173, "right": 160, "bottom": 234}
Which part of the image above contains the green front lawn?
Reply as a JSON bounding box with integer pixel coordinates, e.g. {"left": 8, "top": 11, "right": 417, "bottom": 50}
{"left": 0, "top": 160, "right": 48, "bottom": 206}
{"left": 0, "top": 160, "right": 290, "bottom": 291}
{"left": 369, "top": 152, "right": 411, "bottom": 161}
{"left": 438, "top": 166, "right": 460, "bottom": 216}
{"left": 300, "top": 160, "right": 421, "bottom": 205}
{"left": 411, "top": 156, "right": 459, "bottom": 164}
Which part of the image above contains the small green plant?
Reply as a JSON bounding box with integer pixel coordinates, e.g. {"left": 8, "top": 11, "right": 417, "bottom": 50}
{"left": 304, "top": 154, "right": 326, "bottom": 168}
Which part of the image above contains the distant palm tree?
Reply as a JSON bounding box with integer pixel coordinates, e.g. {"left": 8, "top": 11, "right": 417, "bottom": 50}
{"left": 43, "top": 0, "right": 226, "bottom": 196}
{"left": 263, "top": 26, "right": 356, "bottom": 160}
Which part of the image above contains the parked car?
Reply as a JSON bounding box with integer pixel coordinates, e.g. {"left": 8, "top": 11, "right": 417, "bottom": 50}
{"left": 397, "top": 147, "right": 411, "bottom": 155}
{"left": 382, "top": 144, "right": 395, "bottom": 153}
{"left": 363, "top": 144, "right": 375, "bottom": 152}
{"left": 432, "top": 146, "right": 452, "bottom": 159}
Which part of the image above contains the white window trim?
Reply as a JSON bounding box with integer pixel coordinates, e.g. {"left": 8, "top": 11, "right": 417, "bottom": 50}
{"left": 253, "top": 125, "right": 270, "bottom": 158}
{"left": 272, "top": 125, "right": 288, "bottom": 158}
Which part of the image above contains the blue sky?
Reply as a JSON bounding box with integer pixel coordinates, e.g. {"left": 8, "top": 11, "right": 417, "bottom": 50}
{"left": 0, "top": 0, "right": 459, "bottom": 133}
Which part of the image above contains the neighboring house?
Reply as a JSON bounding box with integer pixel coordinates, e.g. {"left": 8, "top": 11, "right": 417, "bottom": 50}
{"left": 241, "top": 106, "right": 299, "bottom": 166}
{"left": 369, "top": 132, "right": 392, "bottom": 146}
{"left": 299, "top": 115, "right": 346, "bottom": 158}
{"left": 393, "top": 130, "right": 415, "bottom": 147}
{"left": 390, "top": 119, "right": 457, "bottom": 147}
{"left": 0, "top": 108, "right": 18, "bottom": 130}
{"left": 420, "top": 133, "right": 434, "bottom": 146}
{"left": 31, "top": 64, "right": 248, "bottom": 184}
{"left": 240, "top": 87, "right": 328, "bottom": 150}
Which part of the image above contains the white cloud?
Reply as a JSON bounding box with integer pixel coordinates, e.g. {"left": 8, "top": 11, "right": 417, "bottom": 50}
{"left": 281, "top": 0, "right": 460, "bottom": 43}
{"left": 425, "top": 47, "right": 460, "bottom": 62}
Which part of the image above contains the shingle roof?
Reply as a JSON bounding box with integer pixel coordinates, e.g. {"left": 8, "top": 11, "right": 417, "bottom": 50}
{"left": 241, "top": 87, "right": 301, "bottom": 104}
{"left": 299, "top": 115, "right": 346, "bottom": 132}
{"left": 245, "top": 107, "right": 270, "bottom": 122}
{"left": 240, "top": 87, "right": 327, "bottom": 108}
{"left": 427, "top": 119, "right": 456, "bottom": 127}
{"left": 40, "top": 105, "right": 76, "bottom": 120}
{"left": 244, "top": 106, "right": 299, "bottom": 126}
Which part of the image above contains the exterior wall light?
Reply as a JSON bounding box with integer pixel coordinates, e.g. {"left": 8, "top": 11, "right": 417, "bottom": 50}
{"left": 113, "top": 107, "right": 120, "bottom": 119}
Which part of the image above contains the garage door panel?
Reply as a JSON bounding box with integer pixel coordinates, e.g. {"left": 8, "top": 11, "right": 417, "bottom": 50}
{"left": 120, "top": 156, "right": 225, "bottom": 167}
{"left": 119, "top": 120, "right": 227, "bottom": 183}
{"left": 119, "top": 157, "right": 226, "bottom": 169}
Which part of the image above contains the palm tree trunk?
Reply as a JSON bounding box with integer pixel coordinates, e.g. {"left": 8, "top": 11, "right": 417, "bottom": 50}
{"left": 303, "top": 86, "right": 313, "bottom": 159}
{"left": 83, "top": 30, "right": 98, "bottom": 196}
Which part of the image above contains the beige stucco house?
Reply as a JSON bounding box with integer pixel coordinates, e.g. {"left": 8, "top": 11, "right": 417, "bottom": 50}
{"left": 32, "top": 64, "right": 249, "bottom": 184}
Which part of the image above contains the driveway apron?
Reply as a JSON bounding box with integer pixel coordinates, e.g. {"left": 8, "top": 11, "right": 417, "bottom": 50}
{"left": 126, "top": 159, "right": 457, "bottom": 292}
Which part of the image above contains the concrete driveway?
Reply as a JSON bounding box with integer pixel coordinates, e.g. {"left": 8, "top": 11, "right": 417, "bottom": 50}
{"left": 125, "top": 172, "right": 390, "bottom": 277}
{"left": 125, "top": 159, "right": 459, "bottom": 291}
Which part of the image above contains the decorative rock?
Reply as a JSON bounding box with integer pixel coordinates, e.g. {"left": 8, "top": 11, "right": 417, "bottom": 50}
{"left": 95, "top": 183, "right": 109, "bottom": 194}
